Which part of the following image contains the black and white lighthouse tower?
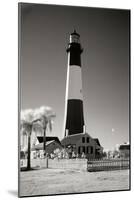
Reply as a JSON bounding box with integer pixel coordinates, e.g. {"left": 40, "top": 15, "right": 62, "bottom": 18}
{"left": 64, "top": 30, "right": 85, "bottom": 136}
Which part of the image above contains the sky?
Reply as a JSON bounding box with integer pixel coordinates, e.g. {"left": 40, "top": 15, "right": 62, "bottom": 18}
{"left": 20, "top": 3, "right": 130, "bottom": 150}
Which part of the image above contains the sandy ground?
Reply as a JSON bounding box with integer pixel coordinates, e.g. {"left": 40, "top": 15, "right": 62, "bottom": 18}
{"left": 19, "top": 168, "right": 130, "bottom": 197}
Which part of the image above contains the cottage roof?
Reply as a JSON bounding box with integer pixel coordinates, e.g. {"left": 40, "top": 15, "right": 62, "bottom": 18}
{"left": 32, "top": 140, "right": 57, "bottom": 151}
{"left": 37, "top": 136, "right": 61, "bottom": 144}
{"left": 61, "top": 133, "right": 102, "bottom": 148}
{"left": 61, "top": 133, "right": 93, "bottom": 145}
{"left": 119, "top": 144, "right": 130, "bottom": 150}
{"left": 94, "top": 138, "right": 101, "bottom": 146}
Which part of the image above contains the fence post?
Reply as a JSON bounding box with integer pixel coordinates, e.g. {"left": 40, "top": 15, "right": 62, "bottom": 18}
{"left": 46, "top": 156, "right": 48, "bottom": 168}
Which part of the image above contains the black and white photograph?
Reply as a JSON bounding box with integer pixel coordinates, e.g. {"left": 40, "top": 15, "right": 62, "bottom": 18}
{"left": 18, "top": 2, "right": 130, "bottom": 197}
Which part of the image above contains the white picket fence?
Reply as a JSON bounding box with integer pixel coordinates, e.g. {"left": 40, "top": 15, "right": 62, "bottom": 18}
{"left": 20, "top": 158, "right": 130, "bottom": 171}
{"left": 87, "top": 158, "right": 130, "bottom": 172}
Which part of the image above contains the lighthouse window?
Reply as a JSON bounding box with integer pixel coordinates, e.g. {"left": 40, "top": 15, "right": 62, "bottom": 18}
{"left": 71, "top": 35, "right": 79, "bottom": 43}
{"left": 82, "top": 137, "right": 85, "bottom": 143}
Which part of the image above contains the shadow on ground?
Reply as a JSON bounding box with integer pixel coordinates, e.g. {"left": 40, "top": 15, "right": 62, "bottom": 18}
{"left": 8, "top": 190, "right": 18, "bottom": 197}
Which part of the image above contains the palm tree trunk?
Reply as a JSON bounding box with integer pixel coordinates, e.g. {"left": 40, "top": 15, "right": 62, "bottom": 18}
{"left": 27, "top": 134, "right": 31, "bottom": 170}
{"left": 43, "top": 129, "right": 46, "bottom": 157}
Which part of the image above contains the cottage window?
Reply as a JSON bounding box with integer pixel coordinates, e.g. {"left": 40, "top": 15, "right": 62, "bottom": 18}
{"left": 87, "top": 137, "right": 89, "bottom": 143}
{"left": 78, "top": 146, "right": 81, "bottom": 154}
{"left": 82, "top": 137, "right": 85, "bottom": 143}
{"left": 83, "top": 146, "right": 85, "bottom": 153}
{"left": 86, "top": 146, "right": 89, "bottom": 154}
{"left": 91, "top": 146, "right": 93, "bottom": 154}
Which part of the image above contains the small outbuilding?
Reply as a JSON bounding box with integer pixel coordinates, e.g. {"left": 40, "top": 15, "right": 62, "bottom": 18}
{"left": 119, "top": 143, "right": 130, "bottom": 158}
{"left": 31, "top": 136, "right": 63, "bottom": 158}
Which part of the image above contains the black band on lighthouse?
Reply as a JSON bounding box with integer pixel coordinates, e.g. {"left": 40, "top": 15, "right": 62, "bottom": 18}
{"left": 65, "top": 99, "right": 84, "bottom": 135}
{"left": 67, "top": 43, "right": 83, "bottom": 66}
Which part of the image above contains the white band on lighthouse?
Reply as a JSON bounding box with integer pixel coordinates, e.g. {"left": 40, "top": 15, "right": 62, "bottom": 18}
{"left": 67, "top": 65, "right": 83, "bottom": 100}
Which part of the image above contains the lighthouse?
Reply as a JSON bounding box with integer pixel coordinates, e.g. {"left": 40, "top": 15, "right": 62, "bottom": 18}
{"left": 61, "top": 30, "right": 103, "bottom": 159}
{"left": 64, "top": 30, "right": 85, "bottom": 136}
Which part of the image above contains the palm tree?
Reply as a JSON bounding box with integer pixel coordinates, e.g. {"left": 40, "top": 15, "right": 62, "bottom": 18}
{"left": 20, "top": 109, "right": 40, "bottom": 170}
{"left": 20, "top": 106, "right": 56, "bottom": 170}
{"left": 34, "top": 106, "right": 56, "bottom": 157}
